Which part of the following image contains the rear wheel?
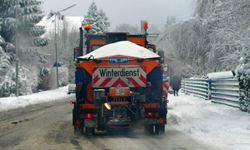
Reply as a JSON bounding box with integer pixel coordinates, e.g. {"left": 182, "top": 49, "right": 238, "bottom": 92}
{"left": 155, "top": 125, "right": 160, "bottom": 134}
{"left": 144, "top": 125, "right": 153, "bottom": 134}
{"left": 74, "top": 126, "right": 84, "bottom": 136}
{"left": 85, "top": 127, "right": 95, "bottom": 137}
{"left": 157, "top": 124, "right": 165, "bottom": 134}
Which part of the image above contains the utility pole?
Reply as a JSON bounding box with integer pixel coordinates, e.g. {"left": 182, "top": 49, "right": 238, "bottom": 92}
{"left": 54, "top": 4, "right": 76, "bottom": 88}
{"left": 15, "top": 7, "right": 19, "bottom": 97}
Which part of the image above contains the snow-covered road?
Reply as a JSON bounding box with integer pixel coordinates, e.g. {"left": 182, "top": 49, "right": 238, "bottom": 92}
{"left": 0, "top": 87, "right": 249, "bottom": 149}
{"left": 0, "top": 94, "right": 211, "bottom": 150}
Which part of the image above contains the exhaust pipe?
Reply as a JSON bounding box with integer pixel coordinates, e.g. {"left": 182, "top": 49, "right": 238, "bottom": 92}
{"left": 79, "top": 27, "right": 83, "bottom": 57}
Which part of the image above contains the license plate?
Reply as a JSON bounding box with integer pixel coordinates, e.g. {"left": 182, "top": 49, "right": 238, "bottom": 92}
{"left": 142, "top": 118, "right": 160, "bottom": 124}
{"left": 116, "top": 89, "right": 124, "bottom": 95}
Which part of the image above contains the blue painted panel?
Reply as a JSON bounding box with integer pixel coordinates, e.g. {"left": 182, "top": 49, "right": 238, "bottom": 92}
{"left": 108, "top": 57, "right": 128, "bottom": 64}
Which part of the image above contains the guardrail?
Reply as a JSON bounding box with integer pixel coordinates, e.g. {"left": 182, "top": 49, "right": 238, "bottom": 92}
{"left": 181, "top": 78, "right": 240, "bottom": 108}
{"left": 181, "top": 78, "right": 208, "bottom": 100}
{"left": 211, "top": 79, "right": 239, "bottom": 108}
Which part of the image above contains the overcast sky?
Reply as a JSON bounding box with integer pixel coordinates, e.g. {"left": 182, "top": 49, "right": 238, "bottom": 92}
{"left": 41, "top": 0, "right": 194, "bottom": 31}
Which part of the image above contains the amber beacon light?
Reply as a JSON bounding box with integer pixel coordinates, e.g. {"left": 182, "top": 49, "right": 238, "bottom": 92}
{"left": 84, "top": 23, "right": 90, "bottom": 32}
{"left": 143, "top": 21, "right": 148, "bottom": 30}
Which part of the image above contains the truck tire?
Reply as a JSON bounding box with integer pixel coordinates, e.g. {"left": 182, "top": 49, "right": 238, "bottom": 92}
{"left": 85, "top": 127, "right": 91, "bottom": 137}
{"left": 74, "top": 126, "right": 84, "bottom": 136}
{"left": 85, "top": 127, "right": 95, "bottom": 137}
{"left": 155, "top": 124, "right": 165, "bottom": 134}
{"left": 155, "top": 125, "right": 159, "bottom": 134}
{"left": 160, "top": 125, "right": 165, "bottom": 134}
{"left": 144, "top": 125, "right": 153, "bottom": 134}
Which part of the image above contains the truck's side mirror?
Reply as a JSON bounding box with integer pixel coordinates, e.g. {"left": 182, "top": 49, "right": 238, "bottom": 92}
{"left": 157, "top": 49, "right": 164, "bottom": 63}
{"left": 74, "top": 47, "right": 79, "bottom": 61}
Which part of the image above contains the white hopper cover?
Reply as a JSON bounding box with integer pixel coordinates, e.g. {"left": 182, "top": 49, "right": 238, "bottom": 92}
{"left": 78, "top": 41, "right": 160, "bottom": 59}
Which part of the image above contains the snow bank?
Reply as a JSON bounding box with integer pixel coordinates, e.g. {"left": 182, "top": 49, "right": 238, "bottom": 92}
{"left": 78, "top": 41, "right": 160, "bottom": 59}
{"left": 207, "top": 71, "right": 235, "bottom": 80}
{"left": 168, "top": 93, "right": 250, "bottom": 150}
{"left": 0, "top": 87, "right": 71, "bottom": 112}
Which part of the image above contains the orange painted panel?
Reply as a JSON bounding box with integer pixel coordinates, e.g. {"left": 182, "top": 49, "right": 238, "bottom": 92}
{"left": 79, "top": 104, "right": 101, "bottom": 109}
{"left": 109, "top": 102, "right": 130, "bottom": 105}
{"left": 109, "top": 87, "right": 130, "bottom": 97}
{"left": 142, "top": 103, "right": 160, "bottom": 108}
{"left": 78, "top": 58, "right": 160, "bottom": 76}
{"left": 79, "top": 103, "right": 160, "bottom": 109}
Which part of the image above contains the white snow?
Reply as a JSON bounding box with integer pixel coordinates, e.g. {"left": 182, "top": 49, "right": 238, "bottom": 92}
{"left": 168, "top": 93, "right": 250, "bottom": 150}
{"left": 0, "top": 88, "right": 249, "bottom": 150}
{"left": 0, "top": 87, "right": 71, "bottom": 112}
{"left": 78, "top": 41, "right": 160, "bottom": 59}
{"left": 207, "top": 71, "right": 235, "bottom": 80}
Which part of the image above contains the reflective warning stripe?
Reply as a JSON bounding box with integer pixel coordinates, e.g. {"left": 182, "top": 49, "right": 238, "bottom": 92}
{"left": 92, "top": 67, "right": 146, "bottom": 88}
{"left": 163, "top": 80, "right": 169, "bottom": 100}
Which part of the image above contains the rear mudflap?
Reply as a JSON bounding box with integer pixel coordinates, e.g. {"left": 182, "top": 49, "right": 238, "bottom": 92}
{"left": 141, "top": 118, "right": 166, "bottom": 124}
{"left": 143, "top": 107, "right": 167, "bottom": 125}
{"left": 85, "top": 119, "right": 98, "bottom": 128}
{"left": 72, "top": 109, "right": 100, "bottom": 127}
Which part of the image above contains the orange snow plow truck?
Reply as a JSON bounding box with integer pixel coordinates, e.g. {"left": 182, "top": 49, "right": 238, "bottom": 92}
{"left": 71, "top": 22, "right": 169, "bottom": 136}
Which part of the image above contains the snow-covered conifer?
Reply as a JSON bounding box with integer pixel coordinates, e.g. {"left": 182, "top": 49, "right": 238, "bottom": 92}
{"left": 0, "top": 67, "right": 32, "bottom": 97}
{"left": 0, "top": 46, "right": 11, "bottom": 76}
{"left": 0, "top": 0, "right": 51, "bottom": 97}
{"left": 0, "top": 0, "right": 49, "bottom": 48}
{"left": 98, "top": 9, "right": 110, "bottom": 32}
{"left": 82, "top": 2, "right": 110, "bottom": 34}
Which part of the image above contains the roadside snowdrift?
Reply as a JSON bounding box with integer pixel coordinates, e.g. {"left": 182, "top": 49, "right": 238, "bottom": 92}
{"left": 0, "top": 87, "right": 71, "bottom": 112}
{"left": 168, "top": 93, "right": 250, "bottom": 150}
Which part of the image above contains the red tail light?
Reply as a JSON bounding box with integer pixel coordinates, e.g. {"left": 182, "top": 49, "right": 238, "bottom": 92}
{"left": 86, "top": 113, "right": 92, "bottom": 119}
{"left": 145, "top": 112, "right": 159, "bottom": 117}
{"left": 75, "top": 120, "right": 80, "bottom": 126}
{"left": 83, "top": 113, "right": 96, "bottom": 119}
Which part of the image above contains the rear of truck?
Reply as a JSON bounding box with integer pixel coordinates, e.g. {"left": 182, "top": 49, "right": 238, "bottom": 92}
{"left": 71, "top": 23, "right": 168, "bottom": 135}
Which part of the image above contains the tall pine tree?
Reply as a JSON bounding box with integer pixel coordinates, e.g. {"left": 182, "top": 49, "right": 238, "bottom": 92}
{"left": 82, "top": 2, "right": 110, "bottom": 34}
{"left": 0, "top": 0, "right": 49, "bottom": 49}
{"left": 98, "top": 9, "right": 110, "bottom": 32}
{"left": 0, "top": 0, "right": 51, "bottom": 97}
